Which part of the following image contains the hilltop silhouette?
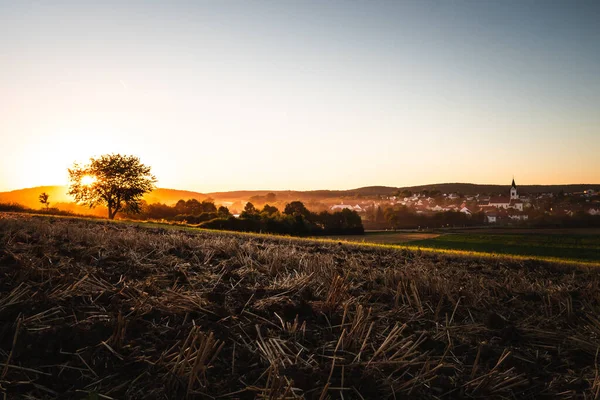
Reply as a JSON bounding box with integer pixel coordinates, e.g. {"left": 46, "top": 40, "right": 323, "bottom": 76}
{"left": 1, "top": 183, "right": 598, "bottom": 213}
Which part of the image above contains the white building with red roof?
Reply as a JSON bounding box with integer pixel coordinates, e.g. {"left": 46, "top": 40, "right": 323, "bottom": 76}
{"left": 480, "top": 179, "right": 524, "bottom": 211}
{"left": 488, "top": 196, "right": 511, "bottom": 209}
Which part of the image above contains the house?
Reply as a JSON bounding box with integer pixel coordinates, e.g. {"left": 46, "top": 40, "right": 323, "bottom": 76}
{"left": 331, "top": 204, "right": 364, "bottom": 212}
{"left": 508, "top": 214, "right": 529, "bottom": 221}
{"left": 588, "top": 207, "right": 600, "bottom": 216}
{"left": 488, "top": 196, "right": 511, "bottom": 209}
{"left": 509, "top": 199, "right": 524, "bottom": 211}
{"left": 460, "top": 207, "right": 472, "bottom": 216}
{"left": 485, "top": 211, "right": 497, "bottom": 223}
{"left": 331, "top": 204, "right": 354, "bottom": 211}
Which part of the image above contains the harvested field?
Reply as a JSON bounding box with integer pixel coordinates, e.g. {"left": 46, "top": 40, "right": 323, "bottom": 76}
{"left": 1, "top": 213, "right": 600, "bottom": 399}
{"left": 328, "top": 231, "right": 600, "bottom": 264}
{"left": 447, "top": 228, "right": 600, "bottom": 235}
{"left": 322, "top": 232, "right": 440, "bottom": 245}
{"left": 410, "top": 233, "right": 600, "bottom": 263}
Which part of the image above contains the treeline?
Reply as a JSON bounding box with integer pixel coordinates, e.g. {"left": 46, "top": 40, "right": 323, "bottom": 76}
{"left": 378, "top": 205, "right": 485, "bottom": 229}
{"left": 128, "top": 199, "right": 228, "bottom": 224}
{"left": 128, "top": 199, "right": 364, "bottom": 235}
{"left": 0, "top": 202, "right": 95, "bottom": 218}
{"left": 0, "top": 203, "right": 29, "bottom": 212}
{"left": 527, "top": 213, "right": 600, "bottom": 228}
{"left": 377, "top": 205, "right": 600, "bottom": 229}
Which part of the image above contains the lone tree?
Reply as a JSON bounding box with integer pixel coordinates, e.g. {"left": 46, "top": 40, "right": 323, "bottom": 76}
{"left": 39, "top": 192, "right": 50, "bottom": 210}
{"left": 68, "top": 154, "right": 157, "bottom": 219}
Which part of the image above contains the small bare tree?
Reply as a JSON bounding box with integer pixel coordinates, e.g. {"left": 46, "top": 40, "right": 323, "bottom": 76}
{"left": 39, "top": 192, "right": 50, "bottom": 210}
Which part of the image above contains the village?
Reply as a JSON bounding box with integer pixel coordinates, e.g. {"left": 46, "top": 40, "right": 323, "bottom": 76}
{"left": 329, "top": 179, "right": 600, "bottom": 224}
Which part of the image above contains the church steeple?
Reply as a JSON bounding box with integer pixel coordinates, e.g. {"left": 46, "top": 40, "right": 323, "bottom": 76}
{"left": 510, "top": 177, "right": 518, "bottom": 199}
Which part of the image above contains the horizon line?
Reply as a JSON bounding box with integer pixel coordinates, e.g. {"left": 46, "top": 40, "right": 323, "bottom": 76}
{"left": 2, "top": 181, "right": 600, "bottom": 195}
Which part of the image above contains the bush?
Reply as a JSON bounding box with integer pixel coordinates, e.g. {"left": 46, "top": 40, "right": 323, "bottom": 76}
{"left": 173, "top": 212, "right": 218, "bottom": 225}
{"left": 0, "top": 203, "right": 28, "bottom": 212}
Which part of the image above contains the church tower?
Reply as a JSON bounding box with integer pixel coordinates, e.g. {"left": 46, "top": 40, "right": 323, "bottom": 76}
{"left": 510, "top": 178, "right": 518, "bottom": 200}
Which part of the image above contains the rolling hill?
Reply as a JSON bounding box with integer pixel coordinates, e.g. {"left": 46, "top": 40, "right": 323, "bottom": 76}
{"left": 0, "top": 186, "right": 73, "bottom": 210}
{"left": 0, "top": 186, "right": 208, "bottom": 211}
{"left": 1, "top": 183, "right": 598, "bottom": 213}
{"left": 207, "top": 183, "right": 599, "bottom": 201}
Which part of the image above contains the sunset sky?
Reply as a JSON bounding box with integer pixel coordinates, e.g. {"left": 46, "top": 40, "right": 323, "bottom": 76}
{"left": 1, "top": 0, "right": 599, "bottom": 193}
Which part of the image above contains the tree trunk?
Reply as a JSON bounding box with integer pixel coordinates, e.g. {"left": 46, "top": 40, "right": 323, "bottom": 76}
{"left": 108, "top": 205, "right": 114, "bottom": 220}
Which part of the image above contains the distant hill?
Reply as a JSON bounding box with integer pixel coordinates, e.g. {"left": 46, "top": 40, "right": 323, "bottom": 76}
{"left": 205, "top": 186, "right": 401, "bottom": 201}
{"left": 1, "top": 183, "right": 598, "bottom": 213}
{"left": 206, "top": 184, "right": 600, "bottom": 200}
{"left": 389, "top": 183, "right": 600, "bottom": 196}
{"left": 0, "top": 186, "right": 208, "bottom": 211}
{"left": 143, "top": 188, "right": 208, "bottom": 204}
{"left": 0, "top": 186, "right": 73, "bottom": 210}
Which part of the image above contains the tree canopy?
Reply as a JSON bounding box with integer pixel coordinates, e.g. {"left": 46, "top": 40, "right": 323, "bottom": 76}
{"left": 284, "top": 201, "right": 310, "bottom": 218}
{"left": 68, "top": 154, "right": 157, "bottom": 219}
{"left": 125, "top": 198, "right": 364, "bottom": 236}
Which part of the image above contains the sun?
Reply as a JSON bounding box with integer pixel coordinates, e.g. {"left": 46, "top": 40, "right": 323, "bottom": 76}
{"left": 81, "top": 175, "right": 97, "bottom": 186}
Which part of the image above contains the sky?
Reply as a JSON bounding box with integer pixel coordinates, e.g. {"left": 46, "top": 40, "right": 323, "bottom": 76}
{"left": 1, "top": 0, "right": 599, "bottom": 193}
